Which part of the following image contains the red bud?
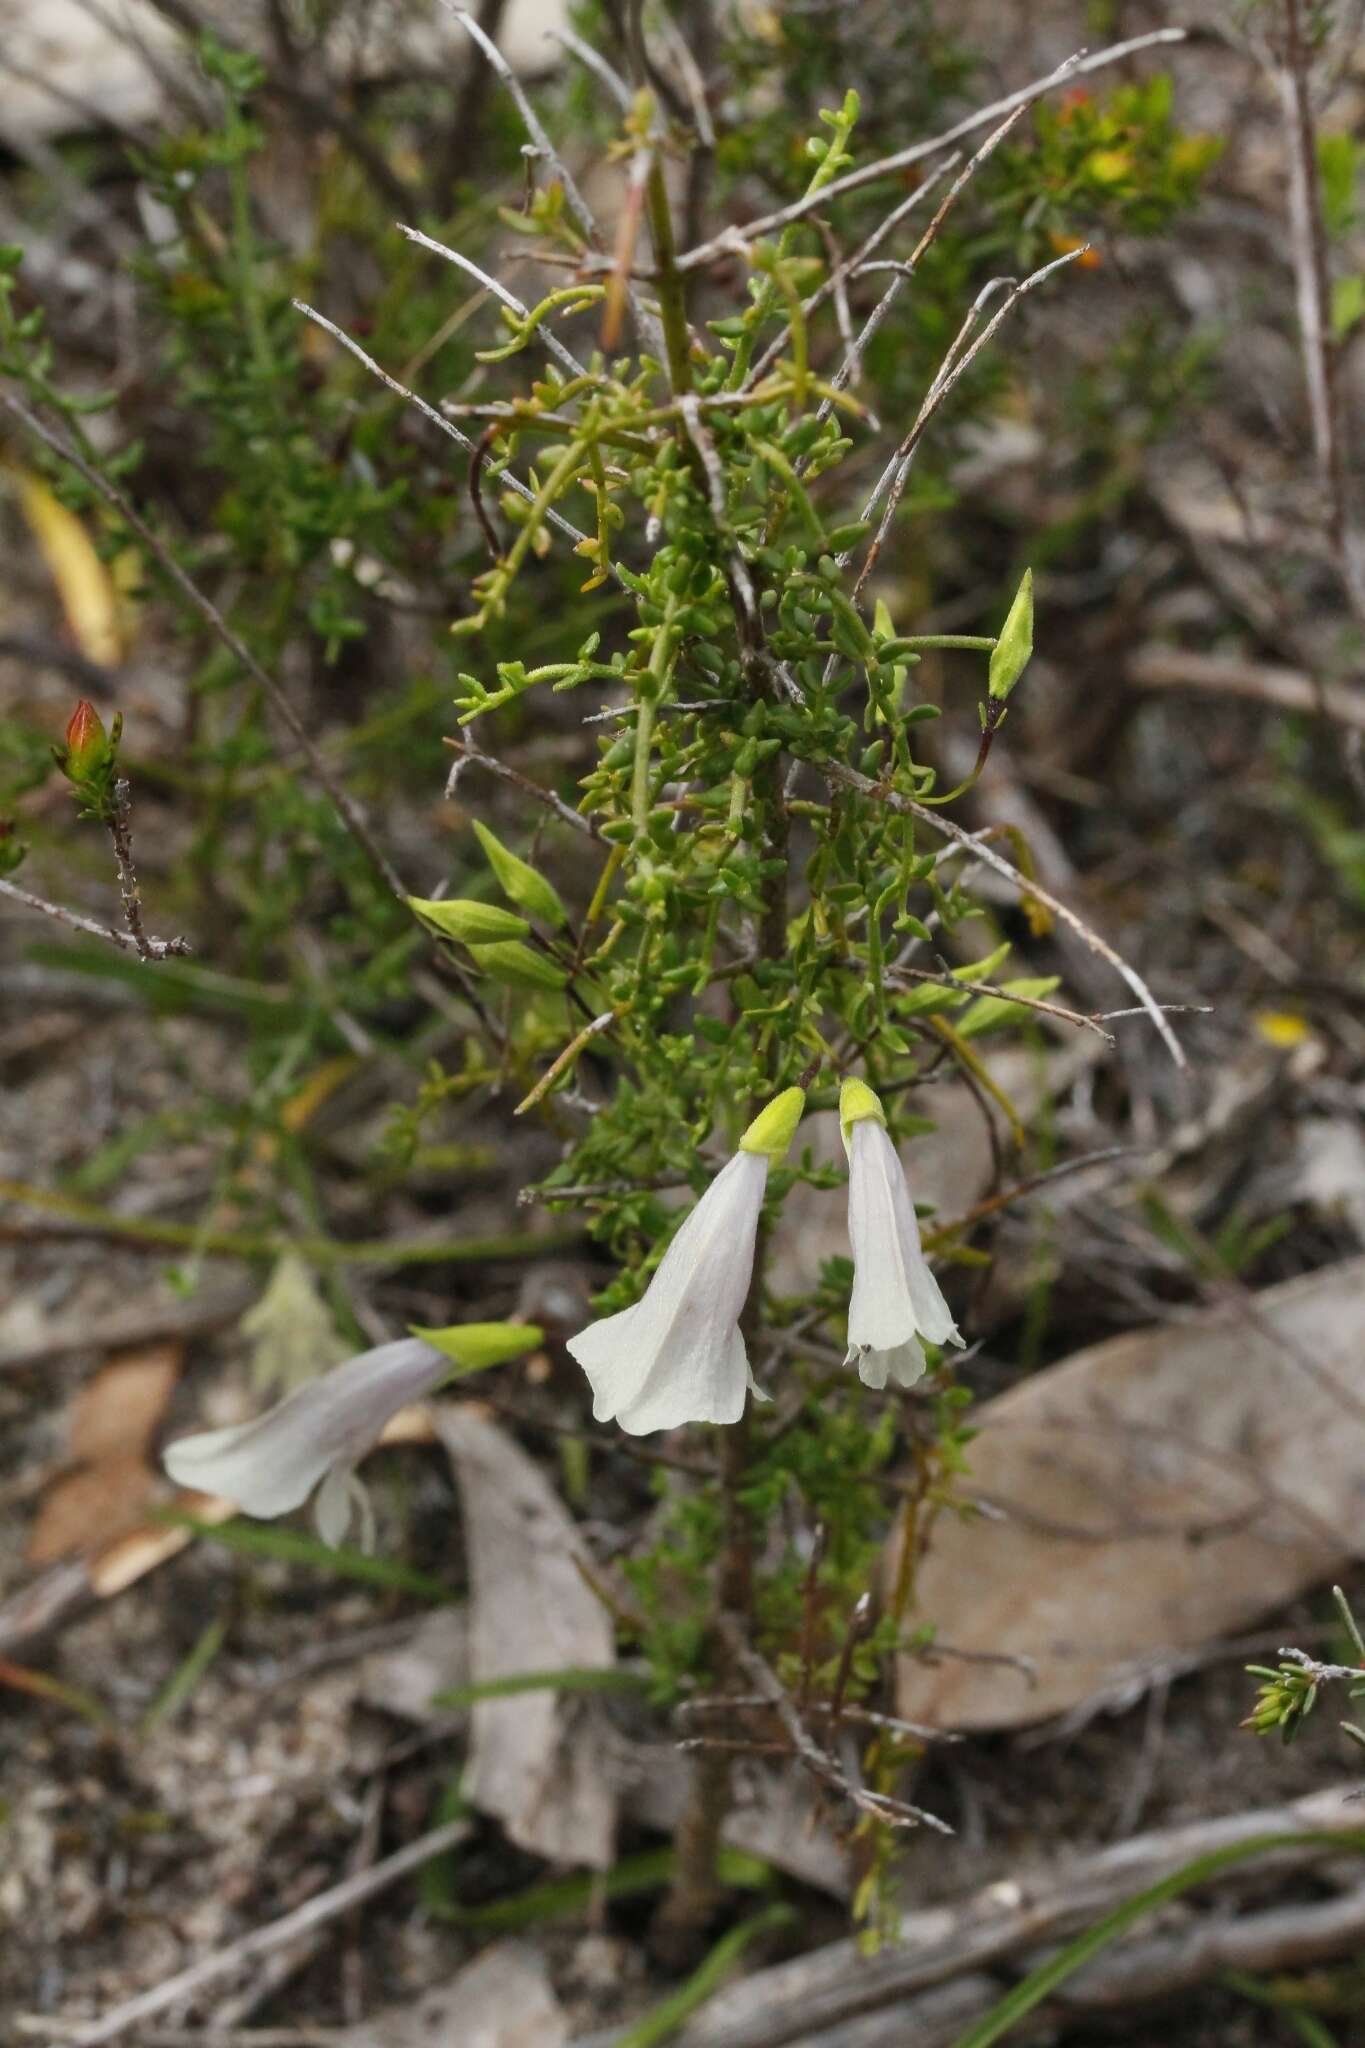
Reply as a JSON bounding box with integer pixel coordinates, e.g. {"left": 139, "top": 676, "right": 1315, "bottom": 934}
{"left": 64, "top": 699, "right": 106, "bottom": 769}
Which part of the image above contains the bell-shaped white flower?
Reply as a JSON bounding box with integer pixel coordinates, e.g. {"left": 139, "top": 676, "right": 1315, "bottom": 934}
{"left": 841, "top": 1077, "right": 962, "bottom": 1390}
{"left": 568, "top": 1086, "right": 806, "bottom": 1436}
{"left": 163, "top": 1323, "right": 541, "bottom": 1545}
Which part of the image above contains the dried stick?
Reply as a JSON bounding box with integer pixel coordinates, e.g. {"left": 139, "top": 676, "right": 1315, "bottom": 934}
{"left": 819, "top": 758, "right": 1185, "bottom": 1066}
{"left": 852, "top": 249, "right": 1084, "bottom": 601}
{"left": 442, "top": 1, "right": 659, "bottom": 355}
{"left": 885, "top": 963, "right": 1115, "bottom": 1043}
{"left": 0, "top": 875, "right": 188, "bottom": 958}
{"left": 674, "top": 1784, "right": 1365, "bottom": 2048}
{"left": 674, "top": 30, "right": 1188, "bottom": 272}
{"left": 1, "top": 394, "right": 407, "bottom": 905}
{"left": 50, "top": 1816, "right": 472, "bottom": 2047}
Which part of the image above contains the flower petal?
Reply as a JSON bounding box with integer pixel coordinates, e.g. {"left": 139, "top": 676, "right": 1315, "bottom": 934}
{"left": 852, "top": 1336, "right": 927, "bottom": 1390}
{"left": 846, "top": 1120, "right": 961, "bottom": 1353}
{"left": 162, "top": 1335, "right": 450, "bottom": 1518}
{"left": 567, "top": 1150, "right": 767, "bottom": 1434}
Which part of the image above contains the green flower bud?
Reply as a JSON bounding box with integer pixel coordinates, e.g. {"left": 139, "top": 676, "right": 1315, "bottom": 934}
{"left": 988, "top": 569, "right": 1034, "bottom": 701}
{"left": 472, "top": 820, "right": 568, "bottom": 927}
{"left": 408, "top": 897, "right": 531, "bottom": 945}
{"left": 468, "top": 940, "right": 568, "bottom": 990}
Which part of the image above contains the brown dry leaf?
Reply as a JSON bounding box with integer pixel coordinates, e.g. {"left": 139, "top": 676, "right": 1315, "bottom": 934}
{"left": 27, "top": 1452, "right": 156, "bottom": 1567}
{"left": 434, "top": 1404, "right": 617, "bottom": 1869}
{"left": 335, "top": 1940, "right": 567, "bottom": 2048}
{"left": 897, "top": 1258, "right": 1365, "bottom": 1730}
{"left": 67, "top": 1342, "right": 182, "bottom": 1463}
{"left": 27, "top": 1343, "right": 183, "bottom": 1565}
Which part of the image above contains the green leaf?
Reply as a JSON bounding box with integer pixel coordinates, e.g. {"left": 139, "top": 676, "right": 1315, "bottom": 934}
{"left": 430, "top": 1666, "right": 650, "bottom": 1710}
{"left": 473, "top": 819, "right": 568, "bottom": 927}
{"left": 408, "top": 896, "right": 531, "bottom": 945}
{"left": 160, "top": 1513, "right": 449, "bottom": 1600}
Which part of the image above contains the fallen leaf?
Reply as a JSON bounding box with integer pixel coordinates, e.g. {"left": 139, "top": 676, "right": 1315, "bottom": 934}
{"left": 67, "top": 1342, "right": 182, "bottom": 1463}
{"left": 334, "top": 1940, "right": 566, "bottom": 2048}
{"left": 27, "top": 1343, "right": 182, "bottom": 1564}
{"left": 434, "top": 1404, "right": 617, "bottom": 1869}
{"left": 896, "top": 1258, "right": 1365, "bottom": 1729}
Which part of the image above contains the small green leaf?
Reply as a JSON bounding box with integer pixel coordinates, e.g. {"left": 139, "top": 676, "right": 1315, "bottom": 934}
{"left": 473, "top": 820, "right": 568, "bottom": 927}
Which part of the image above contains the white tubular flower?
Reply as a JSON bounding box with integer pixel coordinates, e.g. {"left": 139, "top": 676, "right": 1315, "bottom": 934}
{"left": 567, "top": 1085, "right": 806, "bottom": 1436}
{"left": 163, "top": 1323, "right": 541, "bottom": 1545}
{"left": 841, "top": 1077, "right": 962, "bottom": 1390}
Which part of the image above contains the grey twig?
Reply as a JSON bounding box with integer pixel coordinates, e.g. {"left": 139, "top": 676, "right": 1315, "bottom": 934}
{"left": 0, "top": 874, "right": 189, "bottom": 958}
{"left": 674, "top": 30, "right": 1188, "bottom": 272}
{"left": 852, "top": 249, "right": 1084, "bottom": 601}
{"left": 396, "top": 224, "right": 590, "bottom": 378}
{"left": 50, "top": 1817, "right": 472, "bottom": 2047}
{"left": 1, "top": 393, "right": 407, "bottom": 905}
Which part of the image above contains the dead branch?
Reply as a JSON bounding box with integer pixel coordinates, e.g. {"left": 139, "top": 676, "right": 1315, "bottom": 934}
{"left": 669, "top": 1784, "right": 1365, "bottom": 2048}
{"left": 43, "top": 1816, "right": 473, "bottom": 2047}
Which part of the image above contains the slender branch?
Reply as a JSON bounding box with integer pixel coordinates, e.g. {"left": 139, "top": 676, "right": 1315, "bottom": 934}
{"left": 396, "top": 224, "right": 589, "bottom": 378}
{"left": 293, "top": 300, "right": 599, "bottom": 563}
{"left": 673, "top": 30, "right": 1188, "bottom": 271}
{"left": 0, "top": 874, "right": 188, "bottom": 958}
{"left": 885, "top": 963, "right": 1115, "bottom": 1043}
{"left": 1, "top": 393, "right": 407, "bottom": 905}
{"left": 443, "top": 728, "right": 601, "bottom": 838}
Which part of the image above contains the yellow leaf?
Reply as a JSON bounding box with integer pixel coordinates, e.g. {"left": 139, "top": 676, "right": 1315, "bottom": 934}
{"left": 7, "top": 464, "right": 126, "bottom": 665}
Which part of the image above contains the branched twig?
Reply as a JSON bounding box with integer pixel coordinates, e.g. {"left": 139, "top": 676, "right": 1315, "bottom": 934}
{"left": 104, "top": 776, "right": 187, "bottom": 959}
{"left": 0, "top": 875, "right": 188, "bottom": 958}
{"left": 852, "top": 249, "right": 1085, "bottom": 600}
{"left": 674, "top": 30, "right": 1188, "bottom": 272}
{"left": 885, "top": 963, "right": 1115, "bottom": 1043}
{"left": 717, "top": 1616, "right": 953, "bottom": 1835}
{"left": 821, "top": 758, "right": 1186, "bottom": 1066}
